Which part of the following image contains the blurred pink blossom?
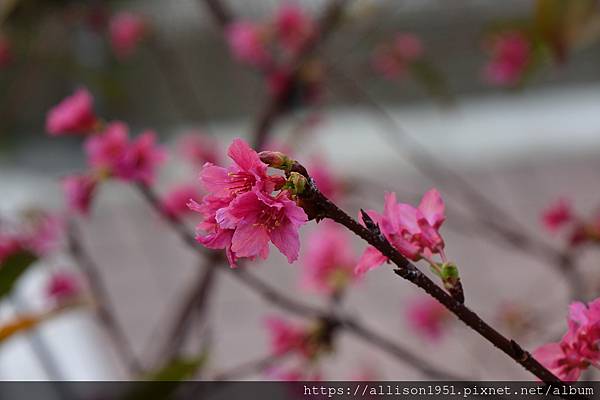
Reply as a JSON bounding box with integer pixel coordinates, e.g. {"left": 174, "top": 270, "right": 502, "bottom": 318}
{"left": 85, "top": 121, "right": 129, "bottom": 174}
{"left": 62, "top": 174, "right": 98, "bottom": 216}
{"left": 109, "top": 12, "right": 147, "bottom": 59}
{"left": 46, "top": 271, "right": 81, "bottom": 303}
{"left": 0, "top": 35, "right": 12, "bottom": 67}
{"left": 483, "top": 31, "right": 531, "bottom": 86}
{"left": 24, "top": 213, "right": 64, "bottom": 256}
{"left": 0, "top": 235, "right": 23, "bottom": 264}
{"left": 177, "top": 132, "right": 221, "bottom": 166}
{"left": 372, "top": 33, "right": 423, "bottom": 79}
{"left": 46, "top": 88, "right": 98, "bottom": 136}
{"left": 356, "top": 189, "right": 446, "bottom": 276}
{"left": 118, "top": 130, "right": 166, "bottom": 185}
{"left": 301, "top": 221, "right": 357, "bottom": 294}
{"left": 274, "top": 3, "right": 314, "bottom": 54}
{"left": 226, "top": 21, "right": 270, "bottom": 67}
{"left": 265, "top": 316, "right": 308, "bottom": 356}
{"left": 161, "top": 184, "right": 203, "bottom": 220}
{"left": 406, "top": 296, "right": 449, "bottom": 341}
{"left": 542, "top": 198, "right": 573, "bottom": 232}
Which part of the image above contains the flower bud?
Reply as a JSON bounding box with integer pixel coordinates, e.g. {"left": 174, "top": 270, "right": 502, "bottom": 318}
{"left": 258, "top": 151, "right": 293, "bottom": 170}
{"left": 286, "top": 171, "right": 307, "bottom": 195}
{"left": 440, "top": 263, "right": 464, "bottom": 304}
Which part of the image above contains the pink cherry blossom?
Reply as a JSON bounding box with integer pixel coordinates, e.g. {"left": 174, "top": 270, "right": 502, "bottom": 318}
{"left": 483, "top": 31, "right": 531, "bottom": 87}
{"left": 274, "top": 4, "right": 314, "bottom": 54}
{"left": 0, "top": 35, "right": 12, "bottom": 68}
{"left": 62, "top": 174, "right": 98, "bottom": 216}
{"left": 372, "top": 33, "right": 423, "bottom": 80}
{"left": 226, "top": 21, "right": 270, "bottom": 67}
{"left": 161, "top": 184, "right": 203, "bottom": 220}
{"left": 189, "top": 195, "right": 238, "bottom": 266}
{"left": 394, "top": 33, "right": 423, "bottom": 61}
{"left": 216, "top": 190, "right": 307, "bottom": 263}
{"left": 355, "top": 189, "right": 446, "bottom": 276}
{"left": 46, "top": 271, "right": 81, "bottom": 303}
{"left": 177, "top": 132, "right": 221, "bottom": 166}
{"left": 542, "top": 198, "right": 573, "bottom": 232}
{"left": 46, "top": 88, "right": 98, "bottom": 136}
{"left": 85, "top": 121, "right": 129, "bottom": 174}
{"left": 117, "top": 130, "right": 166, "bottom": 185}
{"left": 109, "top": 12, "right": 146, "bottom": 59}
{"left": 533, "top": 298, "right": 600, "bottom": 381}
{"left": 200, "top": 138, "right": 278, "bottom": 199}
{"left": 301, "top": 221, "right": 356, "bottom": 294}
{"left": 265, "top": 316, "right": 308, "bottom": 356}
{"left": 406, "top": 296, "right": 449, "bottom": 341}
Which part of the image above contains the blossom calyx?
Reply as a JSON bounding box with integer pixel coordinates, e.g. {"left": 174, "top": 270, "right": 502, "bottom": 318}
{"left": 439, "top": 262, "right": 464, "bottom": 304}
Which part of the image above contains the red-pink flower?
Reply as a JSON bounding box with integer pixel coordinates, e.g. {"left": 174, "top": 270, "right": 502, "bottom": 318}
{"left": 542, "top": 198, "right": 573, "bottom": 232}
{"left": 265, "top": 316, "right": 308, "bottom": 356}
{"left": 483, "top": 31, "right": 531, "bottom": 86}
{"left": 117, "top": 130, "right": 166, "bottom": 185}
{"left": 372, "top": 33, "right": 423, "bottom": 80}
{"left": 0, "top": 35, "right": 12, "bottom": 68}
{"left": 355, "top": 189, "right": 446, "bottom": 276}
{"left": 62, "top": 174, "right": 98, "bottom": 216}
{"left": 406, "top": 296, "right": 449, "bottom": 341}
{"left": 301, "top": 222, "right": 356, "bottom": 294}
{"left": 46, "top": 271, "right": 81, "bottom": 303}
{"left": 226, "top": 21, "right": 270, "bottom": 67}
{"left": 161, "top": 184, "right": 203, "bottom": 220}
{"left": 533, "top": 298, "right": 600, "bottom": 381}
{"left": 273, "top": 4, "right": 314, "bottom": 54}
{"left": 200, "top": 138, "right": 279, "bottom": 199}
{"left": 46, "top": 88, "right": 99, "bottom": 136}
{"left": 85, "top": 121, "right": 129, "bottom": 174}
{"left": 177, "top": 132, "right": 221, "bottom": 166}
{"left": 216, "top": 190, "right": 307, "bottom": 263}
{"left": 109, "top": 12, "right": 146, "bottom": 59}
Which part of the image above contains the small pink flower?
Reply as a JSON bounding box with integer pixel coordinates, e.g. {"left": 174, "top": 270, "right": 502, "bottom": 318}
{"left": 542, "top": 198, "right": 573, "bottom": 232}
{"left": 273, "top": 4, "right": 314, "bottom": 54}
{"left": 265, "top": 316, "right": 307, "bottom": 356}
{"left": 394, "top": 33, "right": 423, "bottom": 61}
{"left": 85, "top": 121, "right": 129, "bottom": 174}
{"left": 483, "top": 31, "right": 531, "bottom": 87}
{"left": 301, "top": 221, "right": 356, "bottom": 294}
{"left": 200, "top": 138, "right": 278, "bottom": 199}
{"left": 109, "top": 12, "right": 146, "bottom": 59}
{"left": 226, "top": 21, "right": 270, "bottom": 67}
{"left": 46, "top": 88, "right": 98, "bottom": 136}
{"left": 161, "top": 184, "right": 203, "bottom": 220}
{"left": 62, "top": 174, "right": 98, "bottom": 216}
{"left": 216, "top": 190, "right": 307, "bottom": 263}
{"left": 355, "top": 189, "right": 446, "bottom": 276}
{"left": 406, "top": 296, "right": 449, "bottom": 341}
{"left": 177, "top": 132, "right": 221, "bottom": 166}
{"left": 189, "top": 195, "right": 238, "bottom": 266}
{"left": 0, "top": 35, "right": 12, "bottom": 68}
{"left": 46, "top": 271, "right": 81, "bottom": 303}
{"left": 533, "top": 298, "right": 600, "bottom": 381}
{"left": 117, "top": 130, "right": 166, "bottom": 185}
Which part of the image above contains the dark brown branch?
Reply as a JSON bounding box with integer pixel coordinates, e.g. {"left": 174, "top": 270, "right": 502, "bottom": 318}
{"left": 134, "top": 183, "right": 460, "bottom": 380}
{"left": 295, "top": 174, "right": 561, "bottom": 383}
{"left": 66, "top": 221, "right": 143, "bottom": 375}
{"left": 201, "top": 0, "right": 233, "bottom": 29}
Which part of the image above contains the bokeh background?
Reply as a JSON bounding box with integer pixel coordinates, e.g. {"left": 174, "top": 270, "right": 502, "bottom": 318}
{"left": 1, "top": 0, "right": 600, "bottom": 383}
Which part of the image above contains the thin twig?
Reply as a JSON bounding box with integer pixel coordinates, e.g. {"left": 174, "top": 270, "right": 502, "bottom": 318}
{"left": 66, "top": 221, "right": 143, "bottom": 375}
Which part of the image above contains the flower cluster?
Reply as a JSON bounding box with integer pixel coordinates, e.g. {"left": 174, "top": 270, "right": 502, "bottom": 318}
{"left": 372, "top": 33, "right": 424, "bottom": 80}
{"left": 46, "top": 88, "right": 166, "bottom": 215}
{"left": 534, "top": 299, "right": 600, "bottom": 381}
{"left": 189, "top": 138, "right": 307, "bottom": 267}
{"left": 108, "top": 12, "right": 147, "bottom": 60}
{"left": 405, "top": 296, "right": 451, "bottom": 342}
{"left": 541, "top": 199, "right": 600, "bottom": 247}
{"left": 301, "top": 221, "right": 357, "bottom": 294}
{"left": 482, "top": 31, "right": 531, "bottom": 87}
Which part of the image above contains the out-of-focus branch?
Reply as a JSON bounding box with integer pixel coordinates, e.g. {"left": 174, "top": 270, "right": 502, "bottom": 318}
{"left": 134, "top": 183, "right": 461, "bottom": 380}
{"left": 201, "top": 0, "right": 233, "bottom": 29}
{"left": 66, "top": 221, "right": 143, "bottom": 375}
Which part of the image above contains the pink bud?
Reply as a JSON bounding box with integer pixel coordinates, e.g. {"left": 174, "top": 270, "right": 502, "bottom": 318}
{"left": 46, "top": 88, "right": 98, "bottom": 136}
{"left": 109, "top": 12, "right": 147, "bottom": 60}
